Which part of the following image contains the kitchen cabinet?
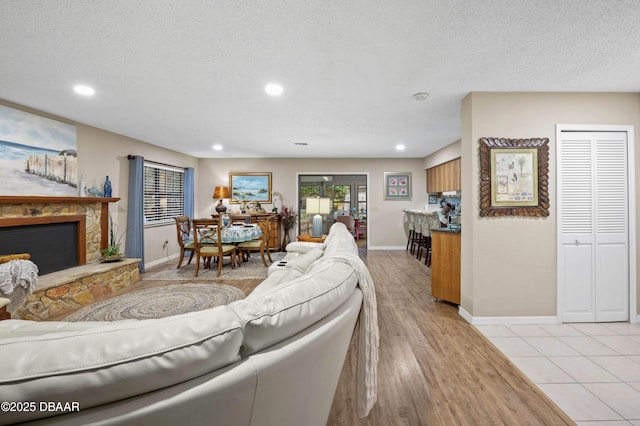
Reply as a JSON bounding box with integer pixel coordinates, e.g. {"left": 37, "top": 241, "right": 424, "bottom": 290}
{"left": 430, "top": 228, "right": 461, "bottom": 304}
{"left": 426, "top": 158, "right": 461, "bottom": 193}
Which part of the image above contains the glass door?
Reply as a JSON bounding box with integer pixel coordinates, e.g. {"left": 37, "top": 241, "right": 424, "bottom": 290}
{"left": 297, "top": 174, "right": 367, "bottom": 246}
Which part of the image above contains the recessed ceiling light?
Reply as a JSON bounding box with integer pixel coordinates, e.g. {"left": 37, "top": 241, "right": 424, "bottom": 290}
{"left": 396, "top": 144, "right": 406, "bottom": 151}
{"left": 412, "top": 92, "right": 429, "bottom": 101}
{"left": 73, "top": 84, "right": 95, "bottom": 96}
{"left": 212, "top": 144, "right": 223, "bottom": 151}
{"left": 265, "top": 83, "right": 284, "bottom": 96}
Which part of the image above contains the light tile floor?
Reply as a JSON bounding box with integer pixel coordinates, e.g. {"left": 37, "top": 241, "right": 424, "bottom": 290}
{"left": 476, "top": 322, "right": 640, "bottom": 425}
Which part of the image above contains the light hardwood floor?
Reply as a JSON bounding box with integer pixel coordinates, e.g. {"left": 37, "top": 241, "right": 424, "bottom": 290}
{"left": 327, "top": 250, "right": 574, "bottom": 425}
{"left": 48, "top": 249, "right": 574, "bottom": 424}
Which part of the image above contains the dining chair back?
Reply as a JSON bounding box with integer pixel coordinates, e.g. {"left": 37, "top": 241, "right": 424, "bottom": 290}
{"left": 192, "top": 218, "right": 238, "bottom": 277}
{"left": 174, "top": 216, "right": 195, "bottom": 269}
{"left": 335, "top": 215, "right": 356, "bottom": 238}
{"left": 236, "top": 217, "right": 273, "bottom": 266}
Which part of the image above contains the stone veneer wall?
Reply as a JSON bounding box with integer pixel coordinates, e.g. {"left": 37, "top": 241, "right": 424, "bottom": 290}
{"left": 0, "top": 201, "right": 102, "bottom": 263}
{"left": 16, "top": 259, "right": 140, "bottom": 320}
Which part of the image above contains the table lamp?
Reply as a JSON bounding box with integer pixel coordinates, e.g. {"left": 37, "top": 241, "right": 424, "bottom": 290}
{"left": 306, "top": 197, "right": 331, "bottom": 238}
{"left": 213, "top": 186, "right": 230, "bottom": 213}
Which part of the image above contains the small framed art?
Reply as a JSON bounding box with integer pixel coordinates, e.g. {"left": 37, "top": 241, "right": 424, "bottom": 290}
{"left": 384, "top": 172, "right": 412, "bottom": 200}
{"left": 428, "top": 194, "right": 437, "bottom": 204}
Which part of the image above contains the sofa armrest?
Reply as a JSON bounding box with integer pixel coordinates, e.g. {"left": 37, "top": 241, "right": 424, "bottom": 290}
{"left": 285, "top": 241, "right": 324, "bottom": 253}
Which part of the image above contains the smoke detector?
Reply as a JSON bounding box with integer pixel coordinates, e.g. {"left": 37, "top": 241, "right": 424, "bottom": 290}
{"left": 412, "top": 92, "right": 430, "bottom": 101}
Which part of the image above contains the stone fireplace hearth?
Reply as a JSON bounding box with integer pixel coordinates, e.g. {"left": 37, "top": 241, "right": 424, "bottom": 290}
{"left": 0, "top": 196, "right": 144, "bottom": 321}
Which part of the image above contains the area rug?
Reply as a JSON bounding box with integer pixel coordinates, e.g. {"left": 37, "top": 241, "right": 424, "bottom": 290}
{"left": 63, "top": 283, "right": 245, "bottom": 321}
{"left": 146, "top": 251, "right": 287, "bottom": 281}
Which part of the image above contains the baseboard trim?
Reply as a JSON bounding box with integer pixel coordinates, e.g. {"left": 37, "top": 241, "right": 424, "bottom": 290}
{"left": 368, "top": 246, "right": 405, "bottom": 250}
{"left": 145, "top": 253, "right": 179, "bottom": 269}
{"left": 458, "top": 306, "right": 559, "bottom": 325}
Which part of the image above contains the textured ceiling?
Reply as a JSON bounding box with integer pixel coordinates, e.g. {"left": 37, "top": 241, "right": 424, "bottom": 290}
{"left": 0, "top": 1, "right": 638, "bottom": 158}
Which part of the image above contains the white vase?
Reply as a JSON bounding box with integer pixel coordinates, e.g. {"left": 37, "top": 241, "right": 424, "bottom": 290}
{"left": 79, "top": 176, "right": 86, "bottom": 197}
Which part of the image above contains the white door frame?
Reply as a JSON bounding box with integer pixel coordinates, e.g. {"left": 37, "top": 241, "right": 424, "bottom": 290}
{"left": 296, "top": 172, "right": 370, "bottom": 244}
{"left": 556, "top": 124, "right": 637, "bottom": 324}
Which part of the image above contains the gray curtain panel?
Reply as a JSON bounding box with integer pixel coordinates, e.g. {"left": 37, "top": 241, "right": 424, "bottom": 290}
{"left": 125, "top": 155, "right": 145, "bottom": 272}
{"left": 184, "top": 167, "right": 195, "bottom": 219}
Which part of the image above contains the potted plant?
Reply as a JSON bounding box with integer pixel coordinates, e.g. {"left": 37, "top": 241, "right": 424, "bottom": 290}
{"left": 101, "top": 214, "right": 124, "bottom": 262}
{"left": 280, "top": 206, "right": 297, "bottom": 249}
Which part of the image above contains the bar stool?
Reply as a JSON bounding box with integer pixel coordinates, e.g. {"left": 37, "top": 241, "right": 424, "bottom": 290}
{"left": 405, "top": 210, "right": 415, "bottom": 251}
{"left": 412, "top": 214, "right": 423, "bottom": 256}
{"left": 417, "top": 213, "right": 438, "bottom": 266}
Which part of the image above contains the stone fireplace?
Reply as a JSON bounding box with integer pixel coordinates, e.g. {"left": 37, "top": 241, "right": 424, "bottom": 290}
{"left": 0, "top": 196, "right": 142, "bottom": 321}
{"left": 0, "top": 195, "right": 118, "bottom": 266}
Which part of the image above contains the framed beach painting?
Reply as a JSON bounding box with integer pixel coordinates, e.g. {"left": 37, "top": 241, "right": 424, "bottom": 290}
{"left": 0, "top": 104, "right": 78, "bottom": 196}
{"left": 384, "top": 172, "right": 412, "bottom": 200}
{"left": 229, "top": 172, "right": 272, "bottom": 203}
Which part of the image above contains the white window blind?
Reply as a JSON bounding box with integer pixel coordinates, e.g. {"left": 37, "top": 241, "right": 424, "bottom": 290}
{"left": 144, "top": 162, "right": 184, "bottom": 226}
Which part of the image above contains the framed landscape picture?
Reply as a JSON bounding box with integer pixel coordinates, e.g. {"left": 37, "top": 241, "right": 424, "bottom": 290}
{"left": 384, "top": 172, "right": 412, "bottom": 200}
{"left": 229, "top": 172, "right": 272, "bottom": 203}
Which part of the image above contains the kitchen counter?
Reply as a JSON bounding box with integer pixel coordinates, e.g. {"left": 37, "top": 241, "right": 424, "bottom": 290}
{"left": 431, "top": 226, "right": 461, "bottom": 234}
{"left": 430, "top": 228, "right": 461, "bottom": 304}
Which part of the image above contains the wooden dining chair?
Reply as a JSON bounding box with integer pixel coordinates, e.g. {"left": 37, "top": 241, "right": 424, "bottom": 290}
{"left": 192, "top": 218, "right": 238, "bottom": 277}
{"left": 335, "top": 215, "right": 357, "bottom": 238}
{"left": 236, "top": 218, "right": 274, "bottom": 267}
{"left": 174, "top": 216, "right": 195, "bottom": 269}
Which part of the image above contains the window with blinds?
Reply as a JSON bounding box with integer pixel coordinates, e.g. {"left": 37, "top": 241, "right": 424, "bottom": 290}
{"left": 144, "top": 162, "right": 184, "bottom": 226}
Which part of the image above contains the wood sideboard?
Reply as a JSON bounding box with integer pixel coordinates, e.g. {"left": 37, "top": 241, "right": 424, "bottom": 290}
{"left": 225, "top": 213, "right": 282, "bottom": 251}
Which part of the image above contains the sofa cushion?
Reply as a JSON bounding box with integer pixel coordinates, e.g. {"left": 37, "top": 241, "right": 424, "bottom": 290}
{"left": 289, "top": 247, "right": 325, "bottom": 275}
{"left": 0, "top": 306, "right": 244, "bottom": 424}
{"left": 324, "top": 231, "right": 358, "bottom": 257}
{"left": 229, "top": 260, "right": 358, "bottom": 356}
{"left": 250, "top": 247, "right": 326, "bottom": 300}
{"left": 248, "top": 268, "right": 291, "bottom": 298}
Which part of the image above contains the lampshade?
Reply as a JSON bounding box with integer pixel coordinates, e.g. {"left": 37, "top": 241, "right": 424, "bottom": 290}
{"left": 306, "top": 197, "right": 330, "bottom": 238}
{"left": 213, "top": 186, "right": 230, "bottom": 213}
{"left": 213, "top": 186, "right": 230, "bottom": 199}
{"left": 306, "top": 197, "right": 331, "bottom": 214}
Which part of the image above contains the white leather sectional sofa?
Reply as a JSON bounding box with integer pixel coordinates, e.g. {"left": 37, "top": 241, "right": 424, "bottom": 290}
{"left": 0, "top": 222, "right": 377, "bottom": 425}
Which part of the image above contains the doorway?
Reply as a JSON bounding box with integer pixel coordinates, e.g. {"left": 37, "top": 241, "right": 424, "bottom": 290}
{"left": 297, "top": 174, "right": 367, "bottom": 248}
{"left": 556, "top": 125, "right": 636, "bottom": 323}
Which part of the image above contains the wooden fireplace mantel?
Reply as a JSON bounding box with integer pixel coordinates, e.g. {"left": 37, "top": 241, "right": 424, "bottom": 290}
{"left": 0, "top": 196, "right": 121, "bottom": 252}
{"left": 0, "top": 196, "right": 120, "bottom": 204}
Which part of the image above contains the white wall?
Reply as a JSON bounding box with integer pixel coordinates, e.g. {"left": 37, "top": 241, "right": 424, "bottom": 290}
{"left": 0, "top": 100, "right": 199, "bottom": 268}
{"left": 461, "top": 92, "right": 640, "bottom": 319}
{"left": 197, "top": 157, "right": 428, "bottom": 250}
{"left": 423, "top": 140, "right": 461, "bottom": 169}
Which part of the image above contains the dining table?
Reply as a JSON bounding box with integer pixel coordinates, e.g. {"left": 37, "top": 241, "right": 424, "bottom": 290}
{"left": 220, "top": 224, "right": 263, "bottom": 244}
{"left": 196, "top": 223, "right": 263, "bottom": 270}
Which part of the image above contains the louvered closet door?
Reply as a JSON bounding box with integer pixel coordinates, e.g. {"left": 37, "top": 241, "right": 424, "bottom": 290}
{"left": 558, "top": 131, "right": 629, "bottom": 322}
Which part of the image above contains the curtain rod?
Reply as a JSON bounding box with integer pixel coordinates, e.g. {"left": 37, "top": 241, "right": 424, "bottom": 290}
{"left": 127, "top": 155, "right": 189, "bottom": 170}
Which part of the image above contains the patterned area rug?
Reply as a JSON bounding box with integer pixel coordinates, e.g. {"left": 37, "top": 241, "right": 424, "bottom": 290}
{"left": 146, "top": 251, "right": 286, "bottom": 281}
{"left": 63, "top": 283, "right": 245, "bottom": 321}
